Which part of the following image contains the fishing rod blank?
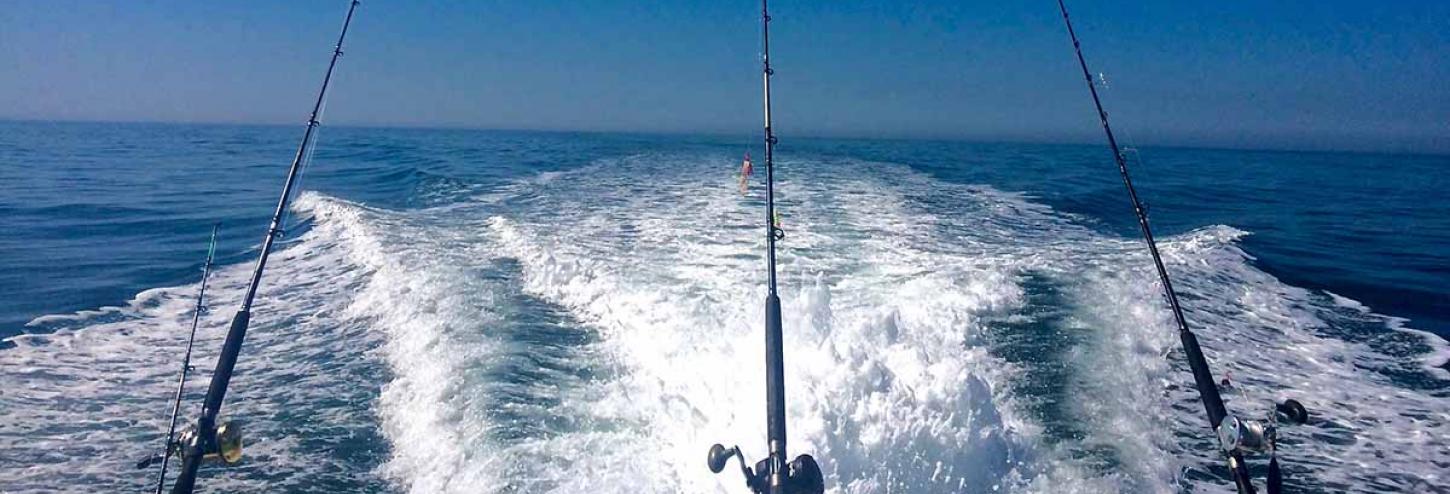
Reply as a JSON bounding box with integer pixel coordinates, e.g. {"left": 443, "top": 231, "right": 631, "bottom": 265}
{"left": 708, "top": 1, "right": 823, "bottom": 492}
{"left": 151, "top": 224, "right": 220, "bottom": 494}
{"left": 1054, "top": 2, "right": 1307, "bottom": 493}
{"left": 167, "top": 2, "right": 360, "bottom": 493}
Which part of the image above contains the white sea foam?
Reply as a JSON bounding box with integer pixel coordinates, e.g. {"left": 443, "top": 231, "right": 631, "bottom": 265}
{"left": 464, "top": 154, "right": 1096, "bottom": 492}
{"left": 1325, "top": 290, "right": 1450, "bottom": 380}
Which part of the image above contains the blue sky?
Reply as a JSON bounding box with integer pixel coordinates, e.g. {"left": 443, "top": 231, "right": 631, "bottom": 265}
{"left": 2, "top": 0, "right": 1446, "bottom": 153}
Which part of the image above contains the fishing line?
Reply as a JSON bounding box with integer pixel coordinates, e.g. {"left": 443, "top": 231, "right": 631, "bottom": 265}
{"left": 280, "top": 125, "right": 321, "bottom": 236}
{"left": 1092, "top": 69, "right": 1155, "bottom": 203}
{"left": 279, "top": 27, "right": 343, "bottom": 237}
{"left": 281, "top": 73, "right": 333, "bottom": 236}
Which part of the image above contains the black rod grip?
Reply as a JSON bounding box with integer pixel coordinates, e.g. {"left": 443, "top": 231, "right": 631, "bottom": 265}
{"left": 764, "top": 293, "right": 787, "bottom": 491}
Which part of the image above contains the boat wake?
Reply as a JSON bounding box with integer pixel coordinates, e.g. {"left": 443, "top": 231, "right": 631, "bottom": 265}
{"left": 2, "top": 153, "right": 1446, "bottom": 493}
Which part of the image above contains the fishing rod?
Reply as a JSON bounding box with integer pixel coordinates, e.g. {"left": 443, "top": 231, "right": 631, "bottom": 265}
{"left": 149, "top": 225, "right": 221, "bottom": 493}
{"left": 134, "top": 225, "right": 222, "bottom": 485}
{"left": 1054, "top": 2, "right": 1307, "bottom": 493}
{"left": 708, "top": 1, "right": 823, "bottom": 493}
{"left": 164, "top": 2, "right": 360, "bottom": 493}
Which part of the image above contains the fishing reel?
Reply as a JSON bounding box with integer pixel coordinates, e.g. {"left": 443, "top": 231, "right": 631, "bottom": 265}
{"left": 707, "top": 444, "right": 823, "bottom": 494}
{"left": 1217, "top": 399, "right": 1308, "bottom": 454}
{"left": 1215, "top": 399, "right": 1308, "bottom": 494}
{"left": 135, "top": 420, "right": 244, "bottom": 470}
{"left": 176, "top": 420, "right": 245, "bottom": 466}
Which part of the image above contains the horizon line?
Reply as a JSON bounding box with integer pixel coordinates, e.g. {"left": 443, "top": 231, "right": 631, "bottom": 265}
{"left": 3, "top": 117, "right": 1446, "bottom": 158}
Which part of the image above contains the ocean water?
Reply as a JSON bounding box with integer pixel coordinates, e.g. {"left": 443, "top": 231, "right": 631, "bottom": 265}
{"left": 0, "top": 120, "right": 1446, "bottom": 493}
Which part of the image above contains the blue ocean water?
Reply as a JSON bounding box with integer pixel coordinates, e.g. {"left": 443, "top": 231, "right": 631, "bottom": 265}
{"left": 0, "top": 120, "right": 1446, "bottom": 492}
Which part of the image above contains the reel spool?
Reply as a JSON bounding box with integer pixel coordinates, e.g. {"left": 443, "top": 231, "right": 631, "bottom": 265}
{"left": 1217, "top": 414, "right": 1273, "bottom": 453}
{"left": 1217, "top": 399, "right": 1310, "bottom": 455}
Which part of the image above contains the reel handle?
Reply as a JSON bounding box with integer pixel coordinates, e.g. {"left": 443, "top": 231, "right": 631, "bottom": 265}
{"left": 1276, "top": 399, "right": 1308, "bottom": 425}
{"left": 708, "top": 444, "right": 742, "bottom": 474}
